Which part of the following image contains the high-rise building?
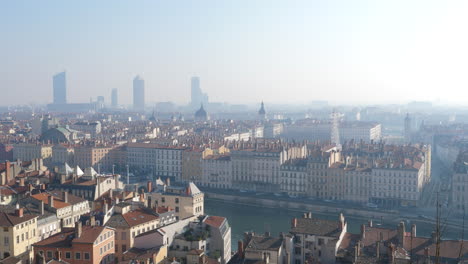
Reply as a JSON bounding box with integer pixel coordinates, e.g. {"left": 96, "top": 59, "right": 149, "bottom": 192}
{"left": 53, "top": 71, "right": 66, "bottom": 104}
{"left": 404, "top": 113, "right": 411, "bottom": 143}
{"left": 111, "top": 88, "right": 118, "bottom": 107}
{"left": 133, "top": 75, "right": 145, "bottom": 111}
{"left": 191, "top": 76, "right": 208, "bottom": 108}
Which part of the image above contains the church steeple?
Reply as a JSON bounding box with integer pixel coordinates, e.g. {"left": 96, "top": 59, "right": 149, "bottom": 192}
{"left": 149, "top": 108, "right": 156, "bottom": 122}
{"left": 258, "top": 101, "right": 266, "bottom": 120}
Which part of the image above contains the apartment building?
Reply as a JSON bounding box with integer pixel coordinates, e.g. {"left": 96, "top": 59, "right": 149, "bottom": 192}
{"left": 50, "top": 170, "right": 122, "bottom": 201}
{"left": 51, "top": 144, "right": 75, "bottom": 166}
{"left": 149, "top": 182, "right": 204, "bottom": 220}
{"left": 74, "top": 144, "right": 116, "bottom": 172}
{"left": 0, "top": 208, "right": 38, "bottom": 262}
{"left": 33, "top": 222, "right": 115, "bottom": 264}
{"left": 201, "top": 154, "right": 232, "bottom": 189}
{"left": 290, "top": 213, "right": 347, "bottom": 264}
{"left": 106, "top": 204, "right": 160, "bottom": 261}
{"left": 12, "top": 143, "right": 53, "bottom": 165}
{"left": 70, "top": 121, "right": 102, "bottom": 138}
{"left": 127, "top": 143, "right": 186, "bottom": 181}
{"left": 231, "top": 143, "right": 307, "bottom": 192}
{"left": 452, "top": 151, "right": 468, "bottom": 212}
{"left": 231, "top": 232, "right": 293, "bottom": 264}
{"left": 30, "top": 191, "right": 90, "bottom": 227}
{"left": 280, "top": 158, "right": 308, "bottom": 196}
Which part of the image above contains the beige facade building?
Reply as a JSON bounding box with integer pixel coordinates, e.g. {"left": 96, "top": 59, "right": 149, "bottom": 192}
{"left": 13, "top": 143, "right": 53, "bottom": 165}
{"left": 201, "top": 154, "right": 232, "bottom": 189}
{"left": 30, "top": 191, "right": 90, "bottom": 227}
{"left": 74, "top": 144, "right": 116, "bottom": 172}
{"left": 106, "top": 204, "right": 160, "bottom": 261}
{"left": 127, "top": 143, "right": 186, "bottom": 181}
{"left": 149, "top": 182, "right": 204, "bottom": 220}
{"left": 51, "top": 144, "right": 75, "bottom": 165}
{"left": 0, "top": 208, "right": 38, "bottom": 261}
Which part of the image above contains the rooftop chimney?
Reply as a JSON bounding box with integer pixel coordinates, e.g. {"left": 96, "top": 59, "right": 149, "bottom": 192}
{"left": 147, "top": 196, "right": 152, "bottom": 209}
{"left": 63, "top": 191, "right": 68, "bottom": 203}
{"left": 238, "top": 240, "right": 244, "bottom": 258}
{"left": 40, "top": 200, "right": 44, "bottom": 215}
{"left": 411, "top": 224, "right": 416, "bottom": 238}
{"left": 291, "top": 218, "right": 297, "bottom": 228}
{"left": 397, "top": 221, "right": 405, "bottom": 247}
{"left": 360, "top": 224, "right": 366, "bottom": 239}
{"left": 75, "top": 221, "right": 82, "bottom": 238}
{"left": 19, "top": 178, "right": 25, "bottom": 187}
{"left": 165, "top": 178, "right": 170, "bottom": 186}
{"left": 147, "top": 181, "right": 153, "bottom": 193}
{"left": 5, "top": 161, "right": 11, "bottom": 181}
{"left": 376, "top": 241, "right": 380, "bottom": 259}
{"left": 48, "top": 195, "right": 54, "bottom": 208}
{"left": 90, "top": 215, "right": 96, "bottom": 226}
{"left": 15, "top": 207, "right": 23, "bottom": 217}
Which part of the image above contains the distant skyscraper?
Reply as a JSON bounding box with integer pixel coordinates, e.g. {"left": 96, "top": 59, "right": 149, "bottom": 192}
{"left": 53, "top": 72, "right": 66, "bottom": 104}
{"left": 404, "top": 113, "right": 411, "bottom": 143}
{"left": 111, "top": 88, "right": 118, "bottom": 108}
{"left": 191, "top": 76, "right": 208, "bottom": 108}
{"left": 133, "top": 76, "right": 145, "bottom": 111}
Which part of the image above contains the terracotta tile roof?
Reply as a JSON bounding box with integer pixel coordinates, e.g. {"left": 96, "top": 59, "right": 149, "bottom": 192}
{"left": 108, "top": 208, "right": 159, "bottom": 228}
{"left": 204, "top": 216, "right": 225, "bottom": 228}
{"left": 31, "top": 192, "right": 70, "bottom": 209}
{"left": 73, "top": 226, "right": 109, "bottom": 244}
{"left": 33, "top": 226, "right": 112, "bottom": 247}
{"left": 290, "top": 217, "right": 343, "bottom": 238}
{"left": 0, "top": 211, "right": 37, "bottom": 226}
{"left": 33, "top": 228, "right": 75, "bottom": 247}
{"left": 122, "top": 209, "right": 159, "bottom": 227}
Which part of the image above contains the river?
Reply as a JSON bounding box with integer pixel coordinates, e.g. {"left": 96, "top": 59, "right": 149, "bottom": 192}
{"left": 204, "top": 198, "right": 462, "bottom": 250}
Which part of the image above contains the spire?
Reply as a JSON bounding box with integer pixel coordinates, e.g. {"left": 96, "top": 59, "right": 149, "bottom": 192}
{"left": 258, "top": 101, "right": 266, "bottom": 115}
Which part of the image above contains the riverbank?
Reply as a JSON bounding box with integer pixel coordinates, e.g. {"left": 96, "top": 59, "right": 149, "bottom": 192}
{"left": 204, "top": 191, "right": 464, "bottom": 243}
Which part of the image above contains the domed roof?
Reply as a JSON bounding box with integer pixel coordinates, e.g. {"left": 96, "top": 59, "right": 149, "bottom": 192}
{"left": 195, "top": 104, "right": 207, "bottom": 119}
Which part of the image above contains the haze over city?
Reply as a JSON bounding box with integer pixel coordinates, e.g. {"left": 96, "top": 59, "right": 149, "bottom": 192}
{"left": 3, "top": 0, "right": 468, "bottom": 106}
{"left": 4, "top": 2, "right": 468, "bottom": 264}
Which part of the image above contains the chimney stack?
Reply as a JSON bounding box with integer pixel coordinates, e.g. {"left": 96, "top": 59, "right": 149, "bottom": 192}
{"left": 397, "top": 221, "right": 405, "bottom": 247}
{"left": 5, "top": 161, "right": 11, "bottom": 181}
{"left": 63, "top": 191, "right": 68, "bottom": 203}
{"left": 15, "top": 207, "right": 23, "bottom": 217}
{"left": 376, "top": 241, "right": 380, "bottom": 259}
{"left": 238, "top": 240, "right": 244, "bottom": 258}
{"left": 90, "top": 215, "right": 96, "bottom": 226}
{"left": 28, "top": 184, "right": 34, "bottom": 193}
{"left": 360, "top": 224, "right": 366, "bottom": 239}
{"left": 75, "top": 221, "right": 82, "bottom": 238}
{"left": 147, "top": 181, "right": 153, "bottom": 193}
{"left": 40, "top": 200, "right": 44, "bottom": 215}
{"left": 165, "top": 178, "right": 170, "bottom": 186}
{"left": 48, "top": 195, "right": 54, "bottom": 208}
{"left": 19, "top": 178, "right": 25, "bottom": 187}
{"left": 411, "top": 224, "right": 416, "bottom": 238}
{"left": 147, "top": 196, "right": 152, "bottom": 209}
{"left": 291, "top": 218, "right": 297, "bottom": 228}
{"left": 368, "top": 219, "right": 373, "bottom": 227}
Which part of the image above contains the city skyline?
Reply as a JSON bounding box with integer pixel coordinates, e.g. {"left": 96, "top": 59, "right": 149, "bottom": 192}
{"left": 2, "top": 1, "right": 468, "bottom": 106}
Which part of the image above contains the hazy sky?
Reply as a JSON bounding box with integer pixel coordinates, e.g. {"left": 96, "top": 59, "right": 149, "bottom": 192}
{"left": 2, "top": 0, "right": 468, "bottom": 106}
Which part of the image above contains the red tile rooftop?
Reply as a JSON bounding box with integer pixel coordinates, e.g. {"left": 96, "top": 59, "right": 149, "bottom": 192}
{"left": 204, "top": 216, "right": 225, "bottom": 228}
